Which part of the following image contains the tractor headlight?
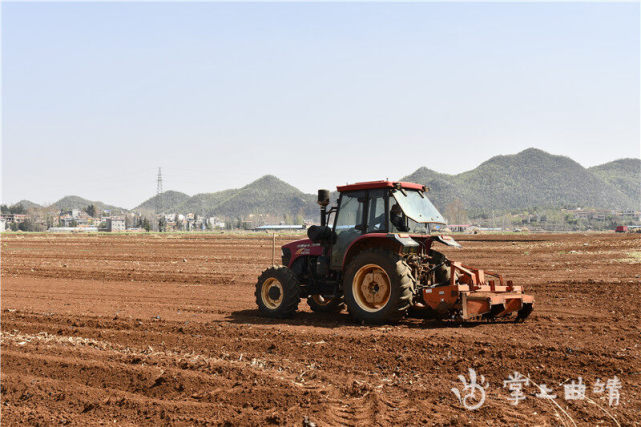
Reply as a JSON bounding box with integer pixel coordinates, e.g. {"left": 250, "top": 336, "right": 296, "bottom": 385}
{"left": 281, "top": 248, "right": 291, "bottom": 266}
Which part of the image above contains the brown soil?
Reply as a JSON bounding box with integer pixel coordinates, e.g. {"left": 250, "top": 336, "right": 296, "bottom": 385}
{"left": 1, "top": 232, "right": 639, "bottom": 425}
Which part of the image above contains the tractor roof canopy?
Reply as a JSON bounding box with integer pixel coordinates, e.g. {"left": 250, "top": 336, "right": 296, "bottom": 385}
{"left": 336, "top": 180, "right": 425, "bottom": 192}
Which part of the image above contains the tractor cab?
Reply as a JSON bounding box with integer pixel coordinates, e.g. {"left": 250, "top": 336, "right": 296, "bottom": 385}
{"left": 323, "top": 181, "right": 446, "bottom": 270}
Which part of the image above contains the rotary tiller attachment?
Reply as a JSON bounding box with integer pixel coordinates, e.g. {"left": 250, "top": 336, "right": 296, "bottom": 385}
{"left": 422, "top": 262, "right": 534, "bottom": 322}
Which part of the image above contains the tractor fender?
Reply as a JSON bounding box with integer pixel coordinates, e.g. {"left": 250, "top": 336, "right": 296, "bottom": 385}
{"left": 341, "top": 233, "right": 406, "bottom": 269}
{"left": 282, "top": 239, "right": 323, "bottom": 268}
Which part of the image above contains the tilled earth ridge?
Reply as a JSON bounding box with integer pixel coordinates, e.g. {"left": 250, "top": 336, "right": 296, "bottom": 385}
{"left": 1, "top": 232, "right": 640, "bottom": 425}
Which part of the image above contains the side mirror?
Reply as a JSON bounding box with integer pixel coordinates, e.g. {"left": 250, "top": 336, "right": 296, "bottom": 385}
{"left": 317, "top": 189, "right": 330, "bottom": 207}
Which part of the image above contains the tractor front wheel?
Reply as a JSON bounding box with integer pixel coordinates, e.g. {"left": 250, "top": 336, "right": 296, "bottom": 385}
{"left": 255, "top": 266, "right": 300, "bottom": 318}
{"left": 307, "top": 295, "right": 345, "bottom": 313}
{"left": 344, "top": 249, "right": 414, "bottom": 324}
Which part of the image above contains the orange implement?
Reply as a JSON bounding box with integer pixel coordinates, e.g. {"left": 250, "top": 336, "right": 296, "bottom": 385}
{"left": 422, "top": 262, "right": 534, "bottom": 321}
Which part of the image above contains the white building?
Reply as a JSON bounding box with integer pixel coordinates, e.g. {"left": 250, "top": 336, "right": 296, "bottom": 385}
{"left": 107, "top": 218, "right": 126, "bottom": 232}
{"left": 208, "top": 217, "right": 225, "bottom": 229}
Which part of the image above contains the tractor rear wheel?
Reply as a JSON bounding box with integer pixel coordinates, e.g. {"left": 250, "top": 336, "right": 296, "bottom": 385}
{"left": 255, "top": 266, "right": 300, "bottom": 318}
{"left": 307, "top": 295, "right": 345, "bottom": 313}
{"left": 343, "top": 249, "right": 414, "bottom": 324}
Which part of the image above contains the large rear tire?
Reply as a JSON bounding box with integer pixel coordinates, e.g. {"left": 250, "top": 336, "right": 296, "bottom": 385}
{"left": 343, "top": 249, "right": 414, "bottom": 324}
{"left": 307, "top": 295, "right": 345, "bottom": 313}
{"left": 255, "top": 266, "right": 300, "bottom": 318}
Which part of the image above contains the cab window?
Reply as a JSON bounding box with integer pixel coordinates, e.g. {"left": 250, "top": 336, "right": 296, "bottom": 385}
{"left": 367, "top": 189, "right": 387, "bottom": 233}
{"left": 332, "top": 191, "right": 364, "bottom": 267}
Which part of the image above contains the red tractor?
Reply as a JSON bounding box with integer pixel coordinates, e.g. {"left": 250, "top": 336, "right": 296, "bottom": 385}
{"left": 256, "top": 181, "right": 534, "bottom": 324}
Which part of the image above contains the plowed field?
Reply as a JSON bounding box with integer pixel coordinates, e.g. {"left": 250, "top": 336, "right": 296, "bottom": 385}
{"left": 1, "top": 233, "right": 640, "bottom": 425}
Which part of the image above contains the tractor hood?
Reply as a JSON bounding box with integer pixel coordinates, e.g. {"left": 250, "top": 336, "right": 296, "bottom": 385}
{"left": 281, "top": 238, "right": 324, "bottom": 268}
{"left": 432, "top": 235, "right": 462, "bottom": 248}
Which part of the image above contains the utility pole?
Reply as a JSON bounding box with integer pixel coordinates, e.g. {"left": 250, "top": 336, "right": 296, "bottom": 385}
{"left": 155, "top": 168, "right": 163, "bottom": 232}
{"left": 155, "top": 167, "right": 163, "bottom": 215}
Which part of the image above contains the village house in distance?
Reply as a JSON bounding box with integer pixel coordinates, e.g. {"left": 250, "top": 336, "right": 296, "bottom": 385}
{"left": 0, "top": 201, "right": 238, "bottom": 233}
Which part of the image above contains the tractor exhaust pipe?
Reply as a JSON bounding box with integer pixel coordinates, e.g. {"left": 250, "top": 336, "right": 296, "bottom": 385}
{"left": 317, "top": 189, "right": 330, "bottom": 226}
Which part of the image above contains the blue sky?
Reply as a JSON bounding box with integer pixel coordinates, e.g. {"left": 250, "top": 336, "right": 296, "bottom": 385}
{"left": 2, "top": 2, "right": 639, "bottom": 208}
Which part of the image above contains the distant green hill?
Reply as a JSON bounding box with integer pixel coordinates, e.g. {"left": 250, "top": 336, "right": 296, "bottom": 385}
{"left": 175, "top": 189, "right": 238, "bottom": 215}
{"left": 589, "top": 158, "right": 640, "bottom": 204}
{"left": 456, "top": 148, "right": 633, "bottom": 210}
{"left": 173, "top": 175, "right": 317, "bottom": 218}
{"left": 401, "top": 167, "right": 466, "bottom": 210}
{"left": 16, "top": 200, "right": 42, "bottom": 210}
{"left": 402, "top": 148, "right": 638, "bottom": 213}
{"left": 215, "top": 175, "right": 316, "bottom": 218}
{"left": 50, "top": 196, "right": 126, "bottom": 213}
{"left": 135, "top": 190, "right": 191, "bottom": 213}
